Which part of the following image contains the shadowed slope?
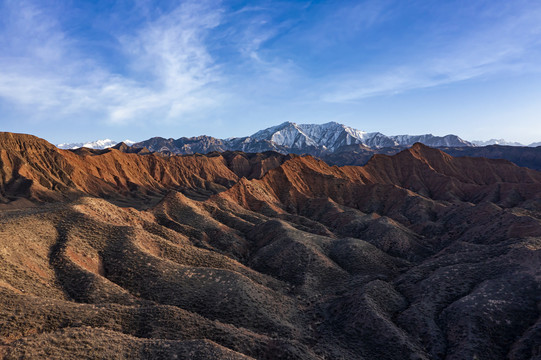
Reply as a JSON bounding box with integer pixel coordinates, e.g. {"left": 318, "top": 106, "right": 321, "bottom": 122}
{"left": 217, "top": 143, "right": 541, "bottom": 213}
{"left": 0, "top": 133, "right": 290, "bottom": 205}
{"left": 363, "top": 143, "right": 541, "bottom": 203}
{"left": 1, "top": 134, "right": 541, "bottom": 359}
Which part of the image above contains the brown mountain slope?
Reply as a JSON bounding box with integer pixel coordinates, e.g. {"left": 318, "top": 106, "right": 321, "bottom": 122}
{"left": 217, "top": 143, "right": 541, "bottom": 216}
{"left": 321, "top": 144, "right": 541, "bottom": 172}
{"left": 0, "top": 133, "right": 290, "bottom": 206}
{"left": 1, "top": 133, "right": 541, "bottom": 359}
{"left": 363, "top": 143, "right": 541, "bottom": 202}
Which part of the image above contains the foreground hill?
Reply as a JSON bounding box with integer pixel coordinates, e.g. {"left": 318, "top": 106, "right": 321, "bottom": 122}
{"left": 318, "top": 143, "right": 541, "bottom": 171}
{"left": 1, "top": 132, "right": 541, "bottom": 359}
{"left": 0, "top": 132, "right": 291, "bottom": 205}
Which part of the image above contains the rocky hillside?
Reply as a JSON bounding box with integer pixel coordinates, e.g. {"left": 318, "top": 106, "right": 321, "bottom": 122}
{"left": 317, "top": 144, "right": 541, "bottom": 171}
{"left": 0, "top": 132, "right": 292, "bottom": 205}
{"left": 129, "top": 122, "right": 541, "bottom": 171}
{"left": 1, "top": 132, "right": 541, "bottom": 359}
{"left": 58, "top": 122, "right": 541, "bottom": 171}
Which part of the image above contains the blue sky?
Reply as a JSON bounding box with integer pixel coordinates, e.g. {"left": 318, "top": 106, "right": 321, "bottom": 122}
{"left": 1, "top": 0, "right": 541, "bottom": 144}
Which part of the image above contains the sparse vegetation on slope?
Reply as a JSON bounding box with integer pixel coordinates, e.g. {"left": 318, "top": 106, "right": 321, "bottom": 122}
{"left": 1, "top": 133, "right": 540, "bottom": 359}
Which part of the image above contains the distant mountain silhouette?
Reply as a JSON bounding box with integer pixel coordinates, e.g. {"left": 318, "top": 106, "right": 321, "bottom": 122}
{"left": 132, "top": 121, "right": 473, "bottom": 155}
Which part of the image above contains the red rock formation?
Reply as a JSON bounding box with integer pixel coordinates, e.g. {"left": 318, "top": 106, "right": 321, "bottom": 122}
{"left": 1, "top": 133, "right": 541, "bottom": 359}
{"left": 0, "top": 133, "right": 289, "bottom": 204}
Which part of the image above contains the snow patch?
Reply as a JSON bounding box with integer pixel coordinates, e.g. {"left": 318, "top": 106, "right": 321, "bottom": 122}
{"left": 57, "top": 139, "right": 135, "bottom": 150}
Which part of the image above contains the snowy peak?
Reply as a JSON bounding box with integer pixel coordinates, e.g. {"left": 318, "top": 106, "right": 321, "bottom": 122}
{"left": 57, "top": 139, "right": 135, "bottom": 150}
{"left": 130, "top": 121, "right": 475, "bottom": 157}
{"left": 472, "top": 139, "right": 525, "bottom": 147}
{"left": 250, "top": 122, "right": 318, "bottom": 149}
{"left": 251, "top": 121, "right": 374, "bottom": 151}
{"left": 65, "top": 121, "right": 537, "bottom": 159}
{"left": 297, "top": 122, "right": 369, "bottom": 150}
{"left": 248, "top": 122, "right": 472, "bottom": 151}
{"left": 391, "top": 134, "right": 472, "bottom": 147}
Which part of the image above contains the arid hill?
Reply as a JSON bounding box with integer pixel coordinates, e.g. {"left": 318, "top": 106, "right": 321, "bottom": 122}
{"left": 321, "top": 144, "right": 541, "bottom": 171}
{"left": 1, "top": 132, "right": 540, "bottom": 359}
{"left": 0, "top": 132, "right": 292, "bottom": 206}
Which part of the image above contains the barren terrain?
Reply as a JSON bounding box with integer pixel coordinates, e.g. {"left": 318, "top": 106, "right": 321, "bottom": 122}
{"left": 1, "top": 132, "right": 540, "bottom": 359}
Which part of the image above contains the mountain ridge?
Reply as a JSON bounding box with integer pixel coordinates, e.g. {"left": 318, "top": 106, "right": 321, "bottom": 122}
{"left": 55, "top": 122, "right": 541, "bottom": 153}
{"left": 57, "top": 139, "right": 135, "bottom": 150}
{"left": 4, "top": 132, "right": 540, "bottom": 208}
{"left": 2, "top": 132, "right": 541, "bottom": 359}
{"left": 53, "top": 122, "right": 541, "bottom": 171}
{"left": 132, "top": 121, "right": 475, "bottom": 155}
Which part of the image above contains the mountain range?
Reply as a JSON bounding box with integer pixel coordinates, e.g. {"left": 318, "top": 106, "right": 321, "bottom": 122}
{"left": 57, "top": 122, "right": 540, "bottom": 154}
{"left": 1, "top": 131, "right": 541, "bottom": 359}
{"left": 57, "top": 139, "right": 135, "bottom": 150}
{"left": 131, "top": 122, "right": 475, "bottom": 155}
{"left": 55, "top": 122, "right": 541, "bottom": 172}
{"left": 471, "top": 139, "right": 527, "bottom": 146}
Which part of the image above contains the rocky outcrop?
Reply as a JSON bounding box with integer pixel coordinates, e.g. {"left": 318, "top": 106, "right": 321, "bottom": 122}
{"left": 1, "top": 133, "right": 541, "bottom": 359}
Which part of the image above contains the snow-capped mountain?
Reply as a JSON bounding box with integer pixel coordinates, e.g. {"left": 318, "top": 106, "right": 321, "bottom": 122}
{"left": 390, "top": 134, "right": 472, "bottom": 147}
{"left": 54, "top": 122, "right": 541, "bottom": 171}
{"left": 250, "top": 122, "right": 381, "bottom": 151}
{"left": 133, "top": 121, "right": 473, "bottom": 156}
{"left": 472, "top": 139, "right": 525, "bottom": 147}
{"left": 57, "top": 139, "right": 135, "bottom": 150}
{"left": 249, "top": 122, "right": 473, "bottom": 150}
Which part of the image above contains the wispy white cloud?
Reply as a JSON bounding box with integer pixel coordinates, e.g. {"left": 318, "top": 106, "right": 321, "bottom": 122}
{"left": 0, "top": 0, "right": 224, "bottom": 125}
{"left": 106, "top": 1, "right": 224, "bottom": 123}
{"left": 321, "top": 1, "right": 541, "bottom": 103}
{"left": 205, "top": 3, "right": 306, "bottom": 101}
{"left": 1, "top": 0, "right": 541, "bottom": 143}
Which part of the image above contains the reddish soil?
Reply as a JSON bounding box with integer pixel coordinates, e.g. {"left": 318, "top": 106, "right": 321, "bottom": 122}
{"left": 0, "top": 132, "right": 540, "bottom": 359}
